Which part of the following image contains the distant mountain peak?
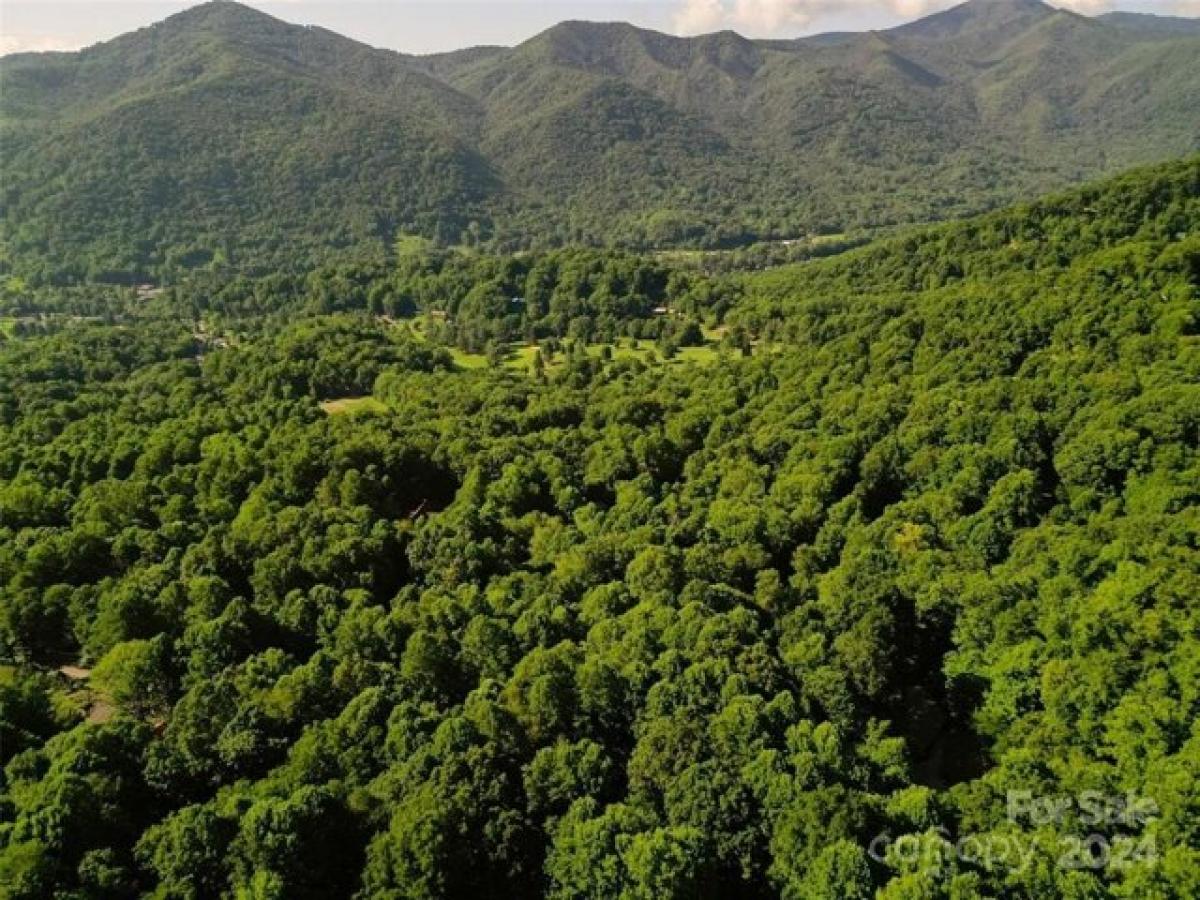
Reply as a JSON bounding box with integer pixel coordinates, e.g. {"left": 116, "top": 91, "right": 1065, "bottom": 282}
{"left": 161, "top": 0, "right": 282, "bottom": 30}
{"left": 90, "top": 0, "right": 296, "bottom": 57}
{"left": 968, "top": 0, "right": 1051, "bottom": 8}
{"left": 893, "top": 0, "right": 1057, "bottom": 40}
{"left": 957, "top": 0, "right": 1055, "bottom": 13}
{"left": 517, "top": 19, "right": 761, "bottom": 80}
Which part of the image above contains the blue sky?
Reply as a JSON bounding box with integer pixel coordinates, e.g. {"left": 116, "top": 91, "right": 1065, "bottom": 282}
{"left": 1, "top": 0, "right": 1196, "bottom": 55}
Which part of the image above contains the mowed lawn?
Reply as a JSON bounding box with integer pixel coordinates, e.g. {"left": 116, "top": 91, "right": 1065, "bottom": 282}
{"left": 322, "top": 334, "right": 730, "bottom": 417}
{"left": 387, "top": 315, "right": 735, "bottom": 378}
{"left": 459, "top": 339, "right": 727, "bottom": 372}
{"left": 319, "top": 396, "right": 389, "bottom": 415}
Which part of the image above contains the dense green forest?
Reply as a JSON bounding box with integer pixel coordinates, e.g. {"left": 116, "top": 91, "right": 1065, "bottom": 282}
{"left": 1, "top": 156, "right": 1196, "bottom": 897}
{"left": 2, "top": 0, "right": 1199, "bottom": 281}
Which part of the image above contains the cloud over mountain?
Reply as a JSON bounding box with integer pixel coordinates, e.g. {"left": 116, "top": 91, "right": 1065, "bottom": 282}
{"left": 671, "top": 0, "right": 1122, "bottom": 35}
{"left": 674, "top": 0, "right": 958, "bottom": 34}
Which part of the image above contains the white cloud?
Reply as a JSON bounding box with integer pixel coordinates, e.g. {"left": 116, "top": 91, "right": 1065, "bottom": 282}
{"left": 728, "top": 0, "right": 818, "bottom": 30}
{"left": 0, "top": 33, "right": 83, "bottom": 56}
{"left": 1050, "top": 0, "right": 1113, "bottom": 12}
{"left": 668, "top": 0, "right": 1180, "bottom": 36}
{"left": 672, "top": 0, "right": 950, "bottom": 36}
{"left": 675, "top": 0, "right": 728, "bottom": 31}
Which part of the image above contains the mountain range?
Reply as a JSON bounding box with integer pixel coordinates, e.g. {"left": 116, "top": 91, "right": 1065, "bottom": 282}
{"left": 1, "top": 0, "right": 1197, "bottom": 279}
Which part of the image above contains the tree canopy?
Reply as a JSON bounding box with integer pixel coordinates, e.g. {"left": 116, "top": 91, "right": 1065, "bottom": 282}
{"left": 0, "top": 156, "right": 1197, "bottom": 898}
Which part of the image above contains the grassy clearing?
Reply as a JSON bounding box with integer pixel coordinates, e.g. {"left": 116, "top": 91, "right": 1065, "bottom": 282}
{"left": 319, "top": 397, "right": 388, "bottom": 416}
{"left": 675, "top": 345, "right": 722, "bottom": 364}
{"left": 386, "top": 314, "right": 727, "bottom": 374}
{"left": 448, "top": 348, "right": 490, "bottom": 369}
{"left": 504, "top": 345, "right": 542, "bottom": 371}
{"left": 493, "top": 339, "right": 728, "bottom": 373}
{"left": 809, "top": 232, "right": 850, "bottom": 246}
{"left": 653, "top": 232, "right": 856, "bottom": 267}
{"left": 595, "top": 339, "right": 652, "bottom": 362}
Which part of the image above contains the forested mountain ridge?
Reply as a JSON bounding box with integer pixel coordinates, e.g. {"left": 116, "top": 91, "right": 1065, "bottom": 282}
{"left": 0, "top": 154, "right": 1197, "bottom": 898}
{"left": 0, "top": 1, "right": 495, "bottom": 281}
{"left": 1, "top": 0, "right": 1197, "bottom": 281}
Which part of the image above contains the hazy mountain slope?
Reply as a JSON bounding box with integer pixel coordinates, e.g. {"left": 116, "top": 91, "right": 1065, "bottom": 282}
{"left": 1099, "top": 10, "right": 1200, "bottom": 36}
{"left": 442, "top": 22, "right": 765, "bottom": 245}
{"left": 0, "top": 0, "right": 1196, "bottom": 280}
{"left": 477, "top": 3, "right": 1197, "bottom": 240}
{"left": 0, "top": 2, "right": 495, "bottom": 278}
{"left": 890, "top": 0, "right": 1056, "bottom": 43}
{"left": 416, "top": 0, "right": 1199, "bottom": 247}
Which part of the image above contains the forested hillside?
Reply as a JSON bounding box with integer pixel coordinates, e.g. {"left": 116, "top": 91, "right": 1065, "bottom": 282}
{"left": 2, "top": 0, "right": 1197, "bottom": 281}
{"left": 1, "top": 157, "right": 1196, "bottom": 897}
